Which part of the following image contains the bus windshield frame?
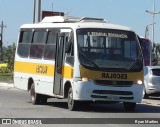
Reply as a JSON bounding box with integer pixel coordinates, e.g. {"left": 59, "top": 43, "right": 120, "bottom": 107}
{"left": 76, "top": 28, "right": 143, "bottom": 72}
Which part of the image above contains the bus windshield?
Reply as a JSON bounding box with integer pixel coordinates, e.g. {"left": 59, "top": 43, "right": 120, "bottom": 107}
{"left": 77, "top": 28, "right": 143, "bottom": 72}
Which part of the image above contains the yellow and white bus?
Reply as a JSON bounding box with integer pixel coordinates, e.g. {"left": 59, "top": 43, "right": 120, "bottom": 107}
{"left": 14, "top": 16, "right": 144, "bottom": 111}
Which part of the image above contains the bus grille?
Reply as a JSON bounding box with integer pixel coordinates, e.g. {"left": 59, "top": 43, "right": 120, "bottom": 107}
{"left": 94, "top": 80, "right": 133, "bottom": 87}
{"left": 91, "top": 90, "right": 134, "bottom": 100}
{"left": 92, "top": 90, "right": 133, "bottom": 95}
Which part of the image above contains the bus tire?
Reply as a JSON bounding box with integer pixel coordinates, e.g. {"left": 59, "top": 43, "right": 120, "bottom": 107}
{"left": 30, "top": 83, "right": 40, "bottom": 105}
{"left": 68, "top": 87, "right": 78, "bottom": 111}
{"left": 39, "top": 95, "right": 48, "bottom": 104}
{"left": 123, "top": 102, "right": 136, "bottom": 112}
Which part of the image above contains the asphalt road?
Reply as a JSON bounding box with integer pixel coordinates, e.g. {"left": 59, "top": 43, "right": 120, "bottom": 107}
{"left": 0, "top": 84, "right": 160, "bottom": 127}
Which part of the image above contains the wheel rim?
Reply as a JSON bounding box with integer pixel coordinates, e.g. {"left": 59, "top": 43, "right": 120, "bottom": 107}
{"left": 31, "top": 95, "right": 34, "bottom": 102}
{"left": 68, "top": 89, "right": 73, "bottom": 107}
{"left": 31, "top": 87, "right": 35, "bottom": 102}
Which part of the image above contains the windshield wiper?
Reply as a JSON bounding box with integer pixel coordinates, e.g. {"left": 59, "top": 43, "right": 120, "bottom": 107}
{"left": 79, "top": 51, "right": 99, "bottom": 68}
{"left": 104, "top": 67, "right": 129, "bottom": 72}
{"left": 128, "top": 54, "right": 143, "bottom": 70}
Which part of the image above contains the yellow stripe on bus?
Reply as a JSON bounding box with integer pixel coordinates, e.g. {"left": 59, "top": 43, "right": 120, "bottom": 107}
{"left": 62, "top": 66, "right": 73, "bottom": 79}
{"left": 80, "top": 65, "right": 143, "bottom": 81}
{"left": 14, "top": 61, "right": 73, "bottom": 78}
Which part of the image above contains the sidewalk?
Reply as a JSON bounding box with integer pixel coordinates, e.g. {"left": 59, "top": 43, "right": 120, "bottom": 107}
{"left": 0, "top": 82, "right": 14, "bottom": 88}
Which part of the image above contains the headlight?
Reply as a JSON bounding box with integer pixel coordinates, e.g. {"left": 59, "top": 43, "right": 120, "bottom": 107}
{"left": 136, "top": 80, "right": 143, "bottom": 85}
{"left": 74, "top": 77, "right": 90, "bottom": 82}
{"left": 82, "top": 77, "right": 89, "bottom": 81}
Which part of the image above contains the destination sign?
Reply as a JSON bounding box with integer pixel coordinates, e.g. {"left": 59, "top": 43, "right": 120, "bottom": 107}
{"left": 87, "top": 32, "right": 128, "bottom": 38}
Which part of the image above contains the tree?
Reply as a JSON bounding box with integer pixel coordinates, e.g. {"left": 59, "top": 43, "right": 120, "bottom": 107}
{"left": 2, "top": 43, "right": 16, "bottom": 71}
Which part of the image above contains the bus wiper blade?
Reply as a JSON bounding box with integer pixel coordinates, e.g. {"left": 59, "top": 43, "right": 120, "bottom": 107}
{"left": 80, "top": 51, "right": 99, "bottom": 68}
{"left": 105, "top": 67, "right": 129, "bottom": 72}
{"left": 128, "top": 54, "right": 142, "bottom": 70}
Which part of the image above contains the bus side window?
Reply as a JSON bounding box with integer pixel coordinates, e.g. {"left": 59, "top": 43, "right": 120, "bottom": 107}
{"left": 30, "top": 31, "right": 47, "bottom": 59}
{"left": 65, "top": 32, "right": 74, "bottom": 66}
{"left": 65, "top": 38, "right": 71, "bottom": 54}
{"left": 17, "top": 30, "right": 32, "bottom": 57}
{"left": 44, "top": 31, "right": 58, "bottom": 60}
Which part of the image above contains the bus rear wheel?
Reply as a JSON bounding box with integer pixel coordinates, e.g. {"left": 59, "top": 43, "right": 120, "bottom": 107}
{"left": 123, "top": 102, "right": 136, "bottom": 112}
{"left": 68, "top": 87, "right": 78, "bottom": 111}
{"left": 30, "top": 83, "right": 41, "bottom": 105}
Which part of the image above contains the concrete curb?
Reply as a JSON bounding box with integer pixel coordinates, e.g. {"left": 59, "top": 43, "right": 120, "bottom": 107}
{"left": 0, "top": 82, "right": 14, "bottom": 88}
{"left": 142, "top": 100, "right": 160, "bottom": 107}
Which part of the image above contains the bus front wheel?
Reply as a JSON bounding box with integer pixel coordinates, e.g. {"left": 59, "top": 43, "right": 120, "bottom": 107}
{"left": 68, "top": 87, "right": 78, "bottom": 111}
{"left": 30, "top": 83, "right": 40, "bottom": 105}
{"left": 123, "top": 102, "right": 136, "bottom": 112}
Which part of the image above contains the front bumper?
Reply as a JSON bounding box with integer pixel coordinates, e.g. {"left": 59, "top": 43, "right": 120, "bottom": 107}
{"left": 73, "top": 81, "right": 143, "bottom": 103}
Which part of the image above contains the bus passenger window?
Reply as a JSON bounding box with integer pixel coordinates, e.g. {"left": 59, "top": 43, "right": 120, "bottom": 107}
{"left": 19, "top": 31, "right": 32, "bottom": 43}
{"left": 44, "top": 31, "right": 58, "bottom": 60}
{"left": 65, "top": 40, "right": 72, "bottom": 54}
{"left": 30, "top": 45, "right": 44, "bottom": 58}
{"left": 65, "top": 32, "right": 74, "bottom": 66}
{"left": 17, "top": 31, "right": 32, "bottom": 57}
{"left": 29, "top": 31, "right": 47, "bottom": 59}
{"left": 65, "top": 32, "right": 74, "bottom": 55}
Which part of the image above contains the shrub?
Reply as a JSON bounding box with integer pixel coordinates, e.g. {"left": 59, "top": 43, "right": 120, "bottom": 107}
{"left": 0, "top": 67, "right": 11, "bottom": 73}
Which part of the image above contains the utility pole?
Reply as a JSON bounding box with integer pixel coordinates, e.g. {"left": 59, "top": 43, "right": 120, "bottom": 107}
{"left": 146, "top": 0, "right": 160, "bottom": 66}
{"left": 33, "top": 0, "right": 36, "bottom": 23}
{"left": 33, "top": 0, "right": 41, "bottom": 23}
{"left": 38, "top": 0, "right": 41, "bottom": 22}
{"left": 146, "top": 0, "right": 160, "bottom": 49}
{"left": 0, "top": 21, "right": 6, "bottom": 61}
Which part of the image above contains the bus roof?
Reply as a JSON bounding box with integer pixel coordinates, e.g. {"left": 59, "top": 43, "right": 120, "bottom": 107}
{"left": 20, "top": 16, "right": 133, "bottom": 32}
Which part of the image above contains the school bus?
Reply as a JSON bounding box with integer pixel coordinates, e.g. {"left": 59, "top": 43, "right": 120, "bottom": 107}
{"left": 14, "top": 16, "right": 144, "bottom": 111}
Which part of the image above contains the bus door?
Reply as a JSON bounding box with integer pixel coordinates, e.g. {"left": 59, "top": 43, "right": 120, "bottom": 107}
{"left": 53, "top": 32, "right": 69, "bottom": 95}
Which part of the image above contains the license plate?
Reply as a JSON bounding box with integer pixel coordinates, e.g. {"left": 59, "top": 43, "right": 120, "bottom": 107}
{"left": 107, "top": 96, "right": 119, "bottom": 101}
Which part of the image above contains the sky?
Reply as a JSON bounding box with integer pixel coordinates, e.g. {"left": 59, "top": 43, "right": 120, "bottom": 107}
{"left": 0, "top": 0, "right": 160, "bottom": 46}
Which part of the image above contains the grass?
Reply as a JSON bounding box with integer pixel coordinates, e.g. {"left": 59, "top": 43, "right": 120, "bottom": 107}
{"left": 0, "top": 73, "right": 13, "bottom": 83}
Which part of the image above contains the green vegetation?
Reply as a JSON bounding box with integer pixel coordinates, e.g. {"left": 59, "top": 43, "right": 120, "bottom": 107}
{"left": 0, "top": 73, "right": 12, "bottom": 82}
{"left": 0, "top": 43, "right": 15, "bottom": 82}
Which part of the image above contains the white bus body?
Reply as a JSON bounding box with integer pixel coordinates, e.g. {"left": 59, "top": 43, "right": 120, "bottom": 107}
{"left": 14, "top": 16, "right": 144, "bottom": 111}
